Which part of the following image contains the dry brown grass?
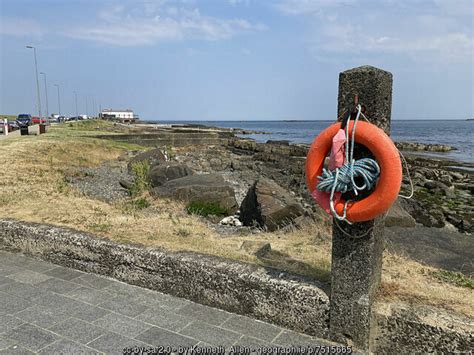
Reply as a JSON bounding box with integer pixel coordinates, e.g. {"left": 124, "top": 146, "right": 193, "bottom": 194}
{"left": 0, "top": 122, "right": 472, "bottom": 317}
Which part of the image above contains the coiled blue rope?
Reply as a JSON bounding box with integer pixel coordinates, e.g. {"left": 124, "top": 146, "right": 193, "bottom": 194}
{"left": 316, "top": 104, "right": 381, "bottom": 223}
{"left": 317, "top": 158, "right": 380, "bottom": 194}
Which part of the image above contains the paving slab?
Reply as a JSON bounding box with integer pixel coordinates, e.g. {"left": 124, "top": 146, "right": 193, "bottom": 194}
{"left": 93, "top": 313, "right": 151, "bottom": 338}
{"left": 49, "top": 318, "right": 106, "bottom": 344}
{"left": 0, "top": 250, "right": 338, "bottom": 354}
{"left": 3, "top": 324, "right": 58, "bottom": 352}
{"left": 179, "top": 321, "right": 241, "bottom": 347}
{"left": 135, "top": 327, "right": 199, "bottom": 348}
{"left": 38, "top": 339, "right": 99, "bottom": 354}
{"left": 13, "top": 306, "right": 69, "bottom": 329}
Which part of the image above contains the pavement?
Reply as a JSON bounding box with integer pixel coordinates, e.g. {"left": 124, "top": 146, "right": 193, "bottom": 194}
{"left": 0, "top": 250, "right": 334, "bottom": 354}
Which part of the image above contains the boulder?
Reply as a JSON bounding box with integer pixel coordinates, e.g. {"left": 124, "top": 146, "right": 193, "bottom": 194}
{"left": 128, "top": 148, "right": 166, "bottom": 172}
{"left": 385, "top": 200, "right": 416, "bottom": 228}
{"left": 424, "top": 180, "right": 455, "bottom": 198}
{"left": 148, "top": 163, "right": 193, "bottom": 187}
{"left": 239, "top": 178, "right": 305, "bottom": 231}
{"left": 417, "top": 209, "right": 446, "bottom": 228}
{"left": 153, "top": 174, "right": 238, "bottom": 214}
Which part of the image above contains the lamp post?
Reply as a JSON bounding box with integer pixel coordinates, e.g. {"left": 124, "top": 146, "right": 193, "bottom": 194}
{"left": 54, "top": 84, "right": 61, "bottom": 117}
{"left": 26, "top": 46, "right": 42, "bottom": 119}
{"left": 85, "top": 95, "right": 89, "bottom": 119}
{"left": 40, "top": 72, "right": 49, "bottom": 120}
{"left": 73, "top": 91, "right": 78, "bottom": 118}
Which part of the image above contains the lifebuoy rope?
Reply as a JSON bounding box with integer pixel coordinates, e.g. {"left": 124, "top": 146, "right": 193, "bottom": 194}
{"left": 316, "top": 104, "right": 414, "bottom": 224}
{"left": 317, "top": 105, "right": 381, "bottom": 223}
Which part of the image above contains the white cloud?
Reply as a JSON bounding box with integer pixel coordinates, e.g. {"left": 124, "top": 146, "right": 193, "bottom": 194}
{"left": 66, "top": 3, "right": 266, "bottom": 46}
{"left": 277, "top": 0, "right": 473, "bottom": 63}
{"left": 276, "top": 0, "right": 356, "bottom": 15}
{"left": 0, "top": 17, "right": 46, "bottom": 38}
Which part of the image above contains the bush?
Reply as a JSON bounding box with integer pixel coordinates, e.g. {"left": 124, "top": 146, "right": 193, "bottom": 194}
{"left": 186, "top": 201, "right": 228, "bottom": 217}
{"left": 129, "top": 161, "right": 150, "bottom": 196}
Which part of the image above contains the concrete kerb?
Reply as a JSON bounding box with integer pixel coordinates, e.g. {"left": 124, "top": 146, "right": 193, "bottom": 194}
{"left": 0, "top": 219, "right": 330, "bottom": 338}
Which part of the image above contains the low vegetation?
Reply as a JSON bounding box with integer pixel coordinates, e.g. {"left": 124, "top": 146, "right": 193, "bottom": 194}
{"left": 432, "top": 270, "right": 474, "bottom": 289}
{"left": 0, "top": 120, "right": 472, "bottom": 317}
{"left": 129, "top": 161, "right": 150, "bottom": 196}
{"left": 187, "top": 201, "right": 229, "bottom": 217}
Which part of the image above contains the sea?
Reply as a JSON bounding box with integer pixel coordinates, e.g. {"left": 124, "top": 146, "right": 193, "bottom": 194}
{"left": 155, "top": 120, "right": 473, "bottom": 164}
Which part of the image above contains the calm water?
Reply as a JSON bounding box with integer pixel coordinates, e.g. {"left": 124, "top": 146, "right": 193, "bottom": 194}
{"left": 157, "top": 120, "right": 473, "bottom": 163}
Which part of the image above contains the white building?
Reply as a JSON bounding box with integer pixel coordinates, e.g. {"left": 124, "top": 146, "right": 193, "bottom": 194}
{"left": 100, "top": 109, "right": 137, "bottom": 122}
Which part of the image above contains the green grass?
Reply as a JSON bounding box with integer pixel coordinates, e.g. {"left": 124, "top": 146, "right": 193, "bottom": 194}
{"left": 186, "top": 201, "right": 229, "bottom": 217}
{"left": 432, "top": 270, "right": 474, "bottom": 289}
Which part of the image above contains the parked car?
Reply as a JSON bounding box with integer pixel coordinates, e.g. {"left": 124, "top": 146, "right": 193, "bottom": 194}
{"left": 8, "top": 121, "right": 19, "bottom": 131}
{"left": 16, "top": 114, "right": 32, "bottom": 127}
{"left": 31, "top": 117, "right": 47, "bottom": 124}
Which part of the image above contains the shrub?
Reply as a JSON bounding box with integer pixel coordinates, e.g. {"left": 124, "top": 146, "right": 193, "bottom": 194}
{"left": 186, "top": 201, "right": 228, "bottom": 217}
{"left": 129, "top": 161, "right": 150, "bottom": 196}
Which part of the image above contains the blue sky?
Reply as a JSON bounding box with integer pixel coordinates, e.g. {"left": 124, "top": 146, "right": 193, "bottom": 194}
{"left": 0, "top": 0, "right": 472, "bottom": 120}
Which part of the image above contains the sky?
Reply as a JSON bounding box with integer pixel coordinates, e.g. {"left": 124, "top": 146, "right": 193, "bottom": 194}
{"left": 0, "top": 0, "right": 473, "bottom": 121}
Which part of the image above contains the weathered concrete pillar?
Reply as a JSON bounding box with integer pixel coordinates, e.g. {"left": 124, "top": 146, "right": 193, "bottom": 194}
{"left": 329, "top": 65, "right": 393, "bottom": 351}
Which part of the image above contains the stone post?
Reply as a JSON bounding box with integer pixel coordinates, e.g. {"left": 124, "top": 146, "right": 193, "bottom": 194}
{"left": 3, "top": 119, "right": 8, "bottom": 136}
{"left": 329, "top": 65, "right": 393, "bottom": 351}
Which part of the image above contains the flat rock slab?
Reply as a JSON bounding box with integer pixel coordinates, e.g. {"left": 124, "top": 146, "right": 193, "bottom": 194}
{"left": 0, "top": 250, "right": 336, "bottom": 353}
{"left": 385, "top": 226, "right": 474, "bottom": 276}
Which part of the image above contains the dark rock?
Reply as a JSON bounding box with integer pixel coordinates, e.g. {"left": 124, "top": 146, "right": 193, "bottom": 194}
{"left": 450, "top": 172, "right": 464, "bottom": 181}
{"left": 384, "top": 200, "right": 416, "bottom": 228}
{"left": 153, "top": 174, "right": 238, "bottom": 214}
{"left": 119, "top": 179, "right": 133, "bottom": 190}
{"left": 148, "top": 163, "right": 193, "bottom": 187}
{"left": 423, "top": 180, "right": 454, "bottom": 198}
{"left": 395, "top": 141, "right": 455, "bottom": 152}
{"left": 417, "top": 209, "right": 446, "bottom": 228}
{"left": 127, "top": 148, "right": 166, "bottom": 172}
{"left": 267, "top": 140, "right": 290, "bottom": 146}
{"left": 239, "top": 178, "right": 305, "bottom": 231}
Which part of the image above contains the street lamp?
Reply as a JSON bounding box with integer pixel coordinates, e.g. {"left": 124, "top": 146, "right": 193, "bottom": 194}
{"left": 73, "top": 91, "right": 78, "bottom": 118}
{"left": 26, "top": 45, "right": 42, "bottom": 119}
{"left": 54, "top": 84, "right": 61, "bottom": 117}
{"left": 39, "top": 72, "right": 49, "bottom": 120}
{"left": 85, "top": 95, "right": 89, "bottom": 118}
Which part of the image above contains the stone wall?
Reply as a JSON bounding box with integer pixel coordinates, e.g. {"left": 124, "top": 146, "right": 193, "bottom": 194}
{"left": 0, "top": 219, "right": 330, "bottom": 338}
{"left": 374, "top": 303, "right": 473, "bottom": 353}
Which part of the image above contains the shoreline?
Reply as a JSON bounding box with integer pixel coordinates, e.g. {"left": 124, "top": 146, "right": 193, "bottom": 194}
{"left": 134, "top": 121, "right": 474, "bottom": 167}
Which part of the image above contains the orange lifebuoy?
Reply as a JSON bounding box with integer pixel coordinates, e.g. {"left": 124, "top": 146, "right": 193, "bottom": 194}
{"left": 306, "top": 121, "right": 402, "bottom": 223}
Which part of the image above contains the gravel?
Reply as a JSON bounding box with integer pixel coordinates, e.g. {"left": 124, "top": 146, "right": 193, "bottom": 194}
{"left": 69, "top": 161, "right": 133, "bottom": 203}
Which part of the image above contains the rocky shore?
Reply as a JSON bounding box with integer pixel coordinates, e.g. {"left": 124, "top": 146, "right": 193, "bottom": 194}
{"left": 86, "top": 123, "right": 474, "bottom": 236}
